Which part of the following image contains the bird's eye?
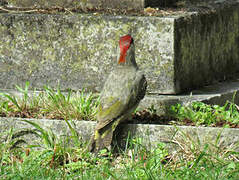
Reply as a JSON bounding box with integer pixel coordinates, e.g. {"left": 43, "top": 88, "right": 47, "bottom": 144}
{"left": 130, "top": 38, "right": 134, "bottom": 44}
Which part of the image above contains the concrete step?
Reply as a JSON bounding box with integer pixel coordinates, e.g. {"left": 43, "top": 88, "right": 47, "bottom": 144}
{"left": 1, "top": 117, "right": 238, "bottom": 152}
{"left": 140, "top": 79, "right": 239, "bottom": 115}
{"left": 0, "top": 1, "right": 239, "bottom": 94}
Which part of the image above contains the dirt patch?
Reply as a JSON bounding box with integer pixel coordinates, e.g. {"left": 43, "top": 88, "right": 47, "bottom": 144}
{"left": 127, "top": 110, "right": 239, "bottom": 128}
{"left": 1, "top": 109, "right": 239, "bottom": 128}
{"left": 0, "top": 5, "right": 212, "bottom": 17}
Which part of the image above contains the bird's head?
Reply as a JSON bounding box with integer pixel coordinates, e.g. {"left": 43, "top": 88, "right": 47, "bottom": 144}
{"left": 118, "top": 35, "right": 137, "bottom": 68}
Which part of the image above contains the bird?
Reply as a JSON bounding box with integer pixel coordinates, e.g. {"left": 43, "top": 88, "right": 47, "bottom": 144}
{"left": 88, "top": 34, "right": 147, "bottom": 153}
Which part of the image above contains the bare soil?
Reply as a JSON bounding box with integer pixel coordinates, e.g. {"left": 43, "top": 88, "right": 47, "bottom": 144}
{"left": 1, "top": 109, "right": 239, "bottom": 128}
{"left": 0, "top": 5, "right": 214, "bottom": 17}
{"left": 127, "top": 110, "right": 239, "bottom": 128}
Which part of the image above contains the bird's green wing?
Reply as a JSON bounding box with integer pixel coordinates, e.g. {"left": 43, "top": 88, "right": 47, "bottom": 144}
{"left": 95, "top": 69, "right": 146, "bottom": 132}
{"left": 95, "top": 96, "right": 125, "bottom": 130}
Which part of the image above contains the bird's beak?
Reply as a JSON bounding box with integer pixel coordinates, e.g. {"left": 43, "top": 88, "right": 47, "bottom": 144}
{"left": 118, "top": 53, "right": 126, "bottom": 64}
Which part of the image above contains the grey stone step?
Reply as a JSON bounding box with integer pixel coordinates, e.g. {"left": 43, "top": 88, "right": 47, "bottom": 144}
{"left": 0, "top": 117, "right": 238, "bottom": 152}
{"left": 140, "top": 79, "right": 239, "bottom": 115}
{"left": 0, "top": 1, "right": 239, "bottom": 94}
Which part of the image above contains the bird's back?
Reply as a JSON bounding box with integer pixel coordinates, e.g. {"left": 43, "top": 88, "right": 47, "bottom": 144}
{"left": 97, "top": 66, "right": 146, "bottom": 126}
{"left": 102, "top": 66, "right": 144, "bottom": 104}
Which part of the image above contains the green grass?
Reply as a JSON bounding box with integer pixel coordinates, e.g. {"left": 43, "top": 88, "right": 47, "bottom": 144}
{"left": 0, "top": 122, "right": 239, "bottom": 179}
{"left": 1, "top": 82, "right": 239, "bottom": 128}
{"left": 1, "top": 82, "right": 239, "bottom": 179}
{"left": 0, "top": 82, "right": 99, "bottom": 121}
{"left": 169, "top": 100, "right": 239, "bottom": 127}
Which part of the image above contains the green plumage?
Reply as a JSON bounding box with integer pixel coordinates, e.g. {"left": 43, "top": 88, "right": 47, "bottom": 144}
{"left": 88, "top": 35, "right": 147, "bottom": 153}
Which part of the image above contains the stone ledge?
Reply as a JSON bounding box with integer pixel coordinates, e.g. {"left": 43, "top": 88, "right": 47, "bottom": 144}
{"left": 0, "top": 1, "right": 239, "bottom": 94}
{"left": 139, "top": 79, "right": 239, "bottom": 115}
{"left": 0, "top": 13, "right": 176, "bottom": 94}
{"left": 0, "top": 117, "right": 238, "bottom": 152}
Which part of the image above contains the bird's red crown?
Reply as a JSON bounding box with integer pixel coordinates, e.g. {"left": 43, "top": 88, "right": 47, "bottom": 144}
{"left": 118, "top": 35, "right": 133, "bottom": 64}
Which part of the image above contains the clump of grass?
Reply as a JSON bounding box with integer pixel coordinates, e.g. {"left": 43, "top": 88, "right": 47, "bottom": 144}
{"left": 0, "top": 82, "right": 99, "bottom": 120}
{"left": 170, "top": 100, "right": 239, "bottom": 127}
{"left": 1, "top": 82, "right": 239, "bottom": 128}
{"left": 1, "top": 120, "right": 239, "bottom": 179}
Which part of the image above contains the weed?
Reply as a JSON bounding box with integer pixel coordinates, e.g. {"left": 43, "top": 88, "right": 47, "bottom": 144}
{"left": 0, "top": 82, "right": 99, "bottom": 120}
{"left": 170, "top": 101, "right": 239, "bottom": 127}
{"left": 0, "top": 121, "right": 239, "bottom": 179}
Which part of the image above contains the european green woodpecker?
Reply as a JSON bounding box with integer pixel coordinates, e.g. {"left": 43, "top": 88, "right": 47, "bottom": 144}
{"left": 88, "top": 34, "right": 147, "bottom": 153}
